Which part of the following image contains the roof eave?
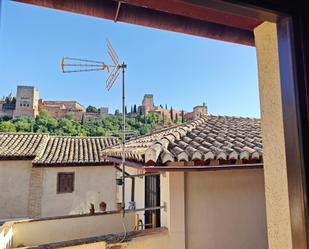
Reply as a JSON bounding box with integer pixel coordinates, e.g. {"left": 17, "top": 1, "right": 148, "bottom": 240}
{"left": 0, "top": 156, "right": 36, "bottom": 161}
{"left": 105, "top": 156, "right": 263, "bottom": 172}
{"left": 32, "top": 161, "right": 114, "bottom": 167}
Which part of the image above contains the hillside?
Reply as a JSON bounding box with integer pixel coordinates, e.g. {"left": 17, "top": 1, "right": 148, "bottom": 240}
{"left": 0, "top": 110, "right": 180, "bottom": 137}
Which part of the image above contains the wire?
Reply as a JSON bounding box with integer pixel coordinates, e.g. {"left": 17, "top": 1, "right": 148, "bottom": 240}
{"left": 115, "top": 213, "right": 127, "bottom": 243}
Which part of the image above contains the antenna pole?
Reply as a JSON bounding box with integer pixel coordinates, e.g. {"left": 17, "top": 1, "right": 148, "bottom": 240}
{"left": 121, "top": 62, "right": 127, "bottom": 217}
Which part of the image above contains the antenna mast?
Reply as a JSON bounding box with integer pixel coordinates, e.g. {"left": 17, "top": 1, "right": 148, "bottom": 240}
{"left": 61, "top": 40, "right": 127, "bottom": 217}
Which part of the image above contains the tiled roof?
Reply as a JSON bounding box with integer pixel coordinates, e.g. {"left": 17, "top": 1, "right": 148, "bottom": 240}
{"left": 33, "top": 136, "right": 118, "bottom": 166}
{"left": 102, "top": 115, "right": 262, "bottom": 165}
{"left": 0, "top": 133, "right": 48, "bottom": 160}
{"left": 0, "top": 133, "right": 118, "bottom": 166}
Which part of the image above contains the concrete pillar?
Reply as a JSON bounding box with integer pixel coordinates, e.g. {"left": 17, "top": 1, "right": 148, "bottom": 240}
{"left": 254, "top": 22, "right": 293, "bottom": 249}
{"left": 161, "top": 172, "right": 186, "bottom": 249}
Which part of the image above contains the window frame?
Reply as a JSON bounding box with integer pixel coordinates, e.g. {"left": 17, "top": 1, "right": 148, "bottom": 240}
{"left": 57, "top": 172, "right": 75, "bottom": 194}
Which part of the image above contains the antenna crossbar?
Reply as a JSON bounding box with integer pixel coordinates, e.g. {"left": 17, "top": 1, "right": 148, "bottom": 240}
{"left": 62, "top": 68, "right": 107, "bottom": 73}
{"left": 64, "top": 57, "right": 106, "bottom": 64}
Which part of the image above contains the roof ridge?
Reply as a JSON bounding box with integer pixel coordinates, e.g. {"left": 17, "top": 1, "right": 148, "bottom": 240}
{"left": 0, "top": 132, "right": 117, "bottom": 140}
{"left": 208, "top": 114, "right": 260, "bottom": 120}
{"left": 47, "top": 135, "right": 117, "bottom": 139}
{"left": 0, "top": 132, "right": 49, "bottom": 135}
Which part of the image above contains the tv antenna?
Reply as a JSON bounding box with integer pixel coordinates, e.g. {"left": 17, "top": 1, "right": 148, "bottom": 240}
{"left": 61, "top": 40, "right": 127, "bottom": 217}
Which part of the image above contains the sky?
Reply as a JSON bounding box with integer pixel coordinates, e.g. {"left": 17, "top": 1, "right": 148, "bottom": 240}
{"left": 0, "top": 0, "right": 260, "bottom": 117}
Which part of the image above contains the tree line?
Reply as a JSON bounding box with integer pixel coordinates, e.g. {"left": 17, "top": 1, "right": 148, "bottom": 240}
{"left": 0, "top": 109, "right": 181, "bottom": 137}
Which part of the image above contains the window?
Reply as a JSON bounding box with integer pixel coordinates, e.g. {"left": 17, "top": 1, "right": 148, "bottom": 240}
{"left": 57, "top": 172, "right": 74, "bottom": 193}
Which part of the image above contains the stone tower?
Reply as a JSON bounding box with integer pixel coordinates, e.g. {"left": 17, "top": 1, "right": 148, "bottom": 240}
{"left": 142, "top": 94, "right": 154, "bottom": 113}
{"left": 14, "top": 85, "right": 39, "bottom": 117}
{"left": 193, "top": 102, "right": 208, "bottom": 119}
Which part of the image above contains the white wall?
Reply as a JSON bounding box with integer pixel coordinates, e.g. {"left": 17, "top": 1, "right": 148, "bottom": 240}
{"left": 116, "top": 167, "right": 145, "bottom": 209}
{"left": 12, "top": 211, "right": 135, "bottom": 247}
{"left": 0, "top": 160, "right": 32, "bottom": 219}
{"left": 160, "top": 172, "right": 186, "bottom": 249}
{"left": 185, "top": 168, "right": 268, "bottom": 249}
{"left": 40, "top": 166, "right": 117, "bottom": 217}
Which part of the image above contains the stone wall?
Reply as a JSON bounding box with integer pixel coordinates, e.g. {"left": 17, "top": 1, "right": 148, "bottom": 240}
{"left": 28, "top": 168, "right": 44, "bottom": 218}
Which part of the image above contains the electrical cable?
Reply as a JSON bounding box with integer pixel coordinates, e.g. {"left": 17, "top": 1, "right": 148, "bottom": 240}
{"left": 119, "top": 216, "right": 127, "bottom": 243}
{"left": 114, "top": 212, "right": 127, "bottom": 244}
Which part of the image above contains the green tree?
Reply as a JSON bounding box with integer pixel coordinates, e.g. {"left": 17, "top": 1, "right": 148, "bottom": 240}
{"left": 0, "top": 107, "right": 167, "bottom": 137}
{"left": 181, "top": 110, "right": 184, "bottom": 123}
{"left": 86, "top": 105, "right": 98, "bottom": 113}
{"left": 0, "top": 121, "right": 16, "bottom": 132}
{"left": 15, "top": 121, "right": 31, "bottom": 132}
{"left": 65, "top": 112, "right": 74, "bottom": 120}
{"left": 5, "top": 93, "right": 15, "bottom": 105}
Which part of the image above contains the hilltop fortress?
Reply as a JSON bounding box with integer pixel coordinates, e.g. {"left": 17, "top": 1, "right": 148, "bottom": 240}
{"left": 139, "top": 94, "right": 207, "bottom": 121}
{"left": 0, "top": 86, "right": 206, "bottom": 121}
{"left": 0, "top": 85, "right": 108, "bottom": 120}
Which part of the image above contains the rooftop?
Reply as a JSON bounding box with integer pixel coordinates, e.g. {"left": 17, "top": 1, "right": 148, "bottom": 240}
{"left": 102, "top": 115, "right": 262, "bottom": 165}
{"left": 0, "top": 133, "right": 48, "bottom": 160}
{"left": 0, "top": 133, "right": 118, "bottom": 166}
{"left": 33, "top": 136, "right": 118, "bottom": 167}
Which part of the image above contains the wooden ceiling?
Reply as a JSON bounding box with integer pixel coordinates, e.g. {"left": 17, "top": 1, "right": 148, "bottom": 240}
{"left": 118, "top": 0, "right": 263, "bottom": 30}
{"left": 14, "top": 0, "right": 278, "bottom": 46}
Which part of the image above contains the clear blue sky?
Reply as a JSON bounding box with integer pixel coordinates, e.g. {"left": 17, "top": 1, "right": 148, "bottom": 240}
{"left": 0, "top": 0, "right": 260, "bottom": 117}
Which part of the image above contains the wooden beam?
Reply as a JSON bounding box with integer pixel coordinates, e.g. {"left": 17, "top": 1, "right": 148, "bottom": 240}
{"left": 14, "top": 0, "right": 254, "bottom": 46}
{"left": 118, "top": 0, "right": 265, "bottom": 30}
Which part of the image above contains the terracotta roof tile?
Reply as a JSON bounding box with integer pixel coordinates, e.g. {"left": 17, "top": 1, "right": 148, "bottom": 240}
{"left": 102, "top": 115, "right": 263, "bottom": 164}
{"left": 0, "top": 133, "right": 118, "bottom": 166}
{"left": 33, "top": 136, "right": 118, "bottom": 166}
{"left": 0, "top": 133, "right": 48, "bottom": 160}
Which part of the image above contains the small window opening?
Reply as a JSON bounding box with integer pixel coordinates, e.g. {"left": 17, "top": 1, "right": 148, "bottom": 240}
{"left": 57, "top": 172, "right": 74, "bottom": 193}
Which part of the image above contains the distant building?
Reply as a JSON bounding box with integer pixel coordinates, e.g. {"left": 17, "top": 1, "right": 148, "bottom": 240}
{"left": 138, "top": 94, "right": 181, "bottom": 119}
{"left": 99, "top": 107, "right": 109, "bottom": 116}
{"left": 184, "top": 102, "right": 208, "bottom": 120}
{"left": 0, "top": 97, "right": 15, "bottom": 117}
{"left": 0, "top": 85, "right": 108, "bottom": 120}
{"left": 141, "top": 94, "right": 154, "bottom": 112}
{"left": 14, "top": 85, "right": 39, "bottom": 117}
{"left": 84, "top": 107, "right": 109, "bottom": 120}
{"left": 38, "top": 100, "right": 85, "bottom": 120}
